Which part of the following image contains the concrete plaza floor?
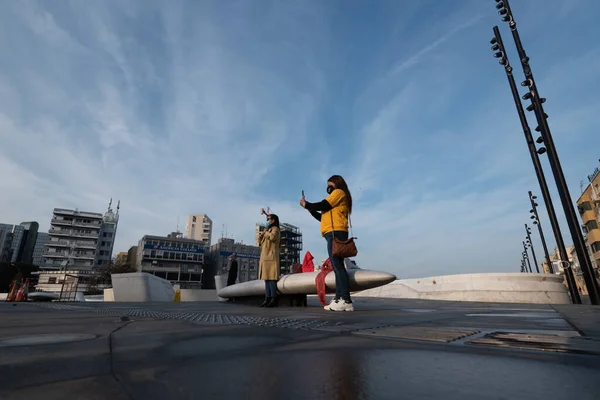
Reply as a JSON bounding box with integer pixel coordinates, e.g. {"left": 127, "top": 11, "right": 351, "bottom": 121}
{"left": 1, "top": 298, "right": 599, "bottom": 399}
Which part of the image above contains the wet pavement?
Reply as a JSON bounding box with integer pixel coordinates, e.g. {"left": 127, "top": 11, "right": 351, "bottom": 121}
{"left": 1, "top": 298, "right": 599, "bottom": 399}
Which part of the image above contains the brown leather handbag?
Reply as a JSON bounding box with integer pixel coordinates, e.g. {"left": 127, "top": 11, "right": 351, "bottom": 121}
{"left": 329, "top": 211, "right": 358, "bottom": 258}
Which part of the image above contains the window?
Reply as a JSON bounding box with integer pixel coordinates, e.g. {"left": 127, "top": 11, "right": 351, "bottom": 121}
{"left": 48, "top": 277, "right": 57, "bottom": 284}
{"left": 193, "top": 216, "right": 197, "bottom": 223}
{"left": 591, "top": 242, "right": 600, "bottom": 254}
{"left": 586, "top": 220, "right": 599, "bottom": 231}
{"left": 579, "top": 202, "right": 593, "bottom": 213}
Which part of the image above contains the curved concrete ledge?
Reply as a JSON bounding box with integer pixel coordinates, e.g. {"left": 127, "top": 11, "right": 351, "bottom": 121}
{"left": 353, "top": 273, "right": 570, "bottom": 304}
{"left": 217, "top": 269, "right": 396, "bottom": 298}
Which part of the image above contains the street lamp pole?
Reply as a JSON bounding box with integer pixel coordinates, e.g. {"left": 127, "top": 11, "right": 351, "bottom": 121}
{"left": 525, "top": 224, "right": 540, "bottom": 273}
{"left": 529, "top": 191, "right": 554, "bottom": 274}
{"left": 522, "top": 242, "right": 532, "bottom": 273}
{"left": 493, "top": 0, "right": 599, "bottom": 305}
{"left": 490, "top": 25, "right": 580, "bottom": 303}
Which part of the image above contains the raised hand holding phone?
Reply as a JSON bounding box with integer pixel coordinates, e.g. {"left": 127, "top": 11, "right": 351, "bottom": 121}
{"left": 300, "top": 190, "right": 307, "bottom": 208}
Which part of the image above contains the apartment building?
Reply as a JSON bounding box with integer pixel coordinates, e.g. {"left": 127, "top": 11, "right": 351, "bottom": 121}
{"left": 576, "top": 163, "right": 600, "bottom": 279}
{"left": 184, "top": 214, "right": 213, "bottom": 245}
{"left": 42, "top": 201, "right": 119, "bottom": 270}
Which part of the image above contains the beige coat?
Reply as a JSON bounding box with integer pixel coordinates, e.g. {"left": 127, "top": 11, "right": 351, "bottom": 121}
{"left": 258, "top": 226, "right": 281, "bottom": 281}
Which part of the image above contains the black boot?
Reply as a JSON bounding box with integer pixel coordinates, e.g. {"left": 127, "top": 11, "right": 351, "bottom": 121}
{"left": 266, "top": 297, "right": 278, "bottom": 308}
{"left": 259, "top": 297, "right": 270, "bottom": 307}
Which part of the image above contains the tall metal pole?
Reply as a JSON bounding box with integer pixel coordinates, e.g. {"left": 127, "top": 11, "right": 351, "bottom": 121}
{"left": 523, "top": 242, "right": 533, "bottom": 273}
{"left": 494, "top": 0, "right": 599, "bottom": 305}
{"left": 529, "top": 191, "right": 553, "bottom": 274}
{"left": 490, "top": 26, "right": 579, "bottom": 302}
{"left": 525, "top": 224, "right": 540, "bottom": 273}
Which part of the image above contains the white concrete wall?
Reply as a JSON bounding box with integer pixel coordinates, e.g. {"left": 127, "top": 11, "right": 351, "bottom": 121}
{"left": 111, "top": 272, "right": 175, "bottom": 302}
{"left": 353, "top": 273, "right": 570, "bottom": 304}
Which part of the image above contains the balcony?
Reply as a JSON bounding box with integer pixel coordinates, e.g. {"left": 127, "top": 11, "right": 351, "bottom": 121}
{"left": 73, "top": 253, "right": 95, "bottom": 260}
{"left": 42, "top": 261, "right": 94, "bottom": 270}
{"left": 46, "top": 239, "right": 97, "bottom": 248}
{"left": 51, "top": 217, "right": 101, "bottom": 228}
{"left": 42, "top": 251, "right": 70, "bottom": 258}
{"left": 49, "top": 229, "right": 99, "bottom": 239}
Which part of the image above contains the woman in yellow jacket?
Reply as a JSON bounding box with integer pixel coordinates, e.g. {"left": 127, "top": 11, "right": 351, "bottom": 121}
{"left": 300, "top": 175, "right": 354, "bottom": 312}
{"left": 258, "top": 213, "right": 281, "bottom": 307}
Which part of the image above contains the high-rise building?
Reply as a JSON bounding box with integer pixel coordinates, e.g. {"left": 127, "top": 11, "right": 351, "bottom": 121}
{"left": 136, "top": 233, "right": 206, "bottom": 287}
{"left": 0, "top": 222, "right": 39, "bottom": 264}
{"left": 0, "top": 225, "right": 17, "bottom": 262}
{"left": 577, "top": 162, "right": 600, "bottom": 279}
{"left": 18, "top": 222, "right": 39, "bottom": 265}
{"left": 255, "top": 221, "right": 302, "bottom": 274}
{"left": 97, "top": 201, "right": 119, "bottom": 266}
{"left": 42, "top": 200, "right": 120, "bottom": 270}
{"left": 184, "top": 214, "right": 212, "bottom": 245}
{"left": 32, "top": 232, "right": 49, "bottom": 266}
{"left": 206, "top": 237, "right": 261, "bottom": 287}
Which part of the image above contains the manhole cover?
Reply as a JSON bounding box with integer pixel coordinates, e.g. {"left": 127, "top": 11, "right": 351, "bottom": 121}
{"left": 0, "top": 334, "right": 97, "bottom": 347}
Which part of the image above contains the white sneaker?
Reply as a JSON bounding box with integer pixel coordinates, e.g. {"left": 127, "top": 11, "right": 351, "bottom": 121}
{"left": 330, "top": 300, "right": 354, "bottom": 312}
{"left": 324, "top": 298, "right": 339, "bottom": 311}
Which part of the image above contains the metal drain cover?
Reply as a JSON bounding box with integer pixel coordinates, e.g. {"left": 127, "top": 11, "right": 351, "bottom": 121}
{"left": 0, "top": 334, "right": 97, "bottom": 347}
{"left": 353, "top": 326, "right": 480, "bottom": 343}
{"left": 467, "top": 332, "right": 600, "bottom": 355}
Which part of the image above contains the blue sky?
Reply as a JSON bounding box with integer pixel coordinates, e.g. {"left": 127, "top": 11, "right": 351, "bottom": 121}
{"left": 1, "top": 0, "right": 599, "bottom": 278}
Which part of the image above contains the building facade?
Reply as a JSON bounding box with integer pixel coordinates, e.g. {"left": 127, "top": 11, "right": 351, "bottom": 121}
{"left": 255, "top": 222, "right": 302, "bottom": 274}
{"left": 97, "top": 202, "right": 119, "bottom": 266}
{"left": 136, "top": 233, "right": 206, "bottom": 287}
{"left": 127, "top": 245, "right": 138, "bottom": 267}
{"left": 115, "top": 252, "right": 128, "bottom": 266}
{"left": 0, "top": 225, "right": 17, "bottom": 262}
{"left": 184, "top": 214, "right": 213, "bottom": 245}
{"left": 42, "top": 201, "right": 119, "bottom": 270}
{"left": 206, "top": 238, "right": 261, "bottom": 286}
{"left": 576, "top": 163, "right": 600, "bottom": 289}
{"left": 32, "top": 232, "right": 49, "bottom": 266}
{"left": 0, "top": 222, "right": 39, "bottom": 264}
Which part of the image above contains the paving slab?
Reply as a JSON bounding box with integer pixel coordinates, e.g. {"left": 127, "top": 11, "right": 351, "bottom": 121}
{"left": 0, "top": 299, "right": 599, "bottom": 399}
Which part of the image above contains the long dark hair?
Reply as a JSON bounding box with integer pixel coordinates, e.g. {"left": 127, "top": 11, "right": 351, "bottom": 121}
{"left": 327, "top": 175, "right": 353, "bottom": 214}
{"left": 268, "top": 213, "right": 280, "bottom": 228}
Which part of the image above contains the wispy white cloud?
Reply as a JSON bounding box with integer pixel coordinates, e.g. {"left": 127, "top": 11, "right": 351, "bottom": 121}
{"left": 0, "top": 0, "right": 599, "bottom": 279}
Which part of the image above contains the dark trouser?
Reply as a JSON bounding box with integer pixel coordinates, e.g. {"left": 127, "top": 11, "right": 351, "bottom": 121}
{"left": 264, "top": 280, "right": 277, "bottom": 297}
{"left": 324, "top": 230, "right": 351, "bottom": 302}
{"left": 227, "top": 268, "right": 238, "bottom": 286}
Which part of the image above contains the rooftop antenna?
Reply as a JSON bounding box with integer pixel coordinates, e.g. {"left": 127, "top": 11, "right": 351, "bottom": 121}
{"left": 221, "top": 224, "right": 225, "bottom": 239}
{"left": 116, "top": 200, "right": 120, "bottom": 215}
{"left": 108, "top": 198, "right": 112, "bottom": 212}
{"left": 176, "top": 216, "right": 180, "bottom": 233}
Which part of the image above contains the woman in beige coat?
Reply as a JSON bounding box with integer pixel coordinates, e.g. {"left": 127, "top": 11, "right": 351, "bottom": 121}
{"left": 257, "top": 213, "right": 281, "bottom": 307}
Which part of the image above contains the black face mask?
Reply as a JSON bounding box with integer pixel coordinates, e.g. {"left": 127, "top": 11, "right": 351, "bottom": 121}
{"left": 327, "top": 186, "right": 334, "bottom": 194}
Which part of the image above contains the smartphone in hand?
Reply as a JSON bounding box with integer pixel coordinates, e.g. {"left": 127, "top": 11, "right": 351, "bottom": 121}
{"left": 302, "top": 190, "right": 305, "bottom": 197}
